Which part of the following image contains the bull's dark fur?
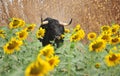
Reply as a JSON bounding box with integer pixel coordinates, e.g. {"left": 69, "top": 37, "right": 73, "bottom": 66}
{"left": 38, "top": 17, "right": 65, "bottom": 48}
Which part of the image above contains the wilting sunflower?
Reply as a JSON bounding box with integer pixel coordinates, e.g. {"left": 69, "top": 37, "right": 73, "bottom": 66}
{"left": 73, "top": 24, "right": 81, "bottom": 32}
{"left": 104, "top": 51, "right": 120, "bottom": 66}
{"left": 3, "top": 37, "right": 23, "bottom": 54}
{"left": 70, "top": 29, "right": 85, "bottom": 42}
{"left": 47, "top": 55, "right": 60, "bottom": 70}
{"left": 36, "top": 28, "right": 45, "bottom": 39}
{"left": 110, "top": 37, "right": 120, "bottom": 45}
{"left": 25, "top": 58, "right": 50, "bottom": 76}
{"left": 9, "top": 18, "right": 25, "bottom": 29}
{"left": 65, "top": 28, "right": 70, "bottom": 33}
{"left": 89, "top": 39, "right": 106, "bottom": 52}
{"left": 0, "top": 29, "right": 5, "bottom": 38}
{"left": 25, "top": 24, "right": 36, "bottom": 32}
{"left": 16, "top": 29, "right": 28, "bottom": 40}
{"left": 111, "top": 24, "right": 119, "bottom": 35}
{"left": 87, "top": 32, "right": 97, "bottom": 40}
{"left": 38, "top": 44, "right": 54, "bottom": 58}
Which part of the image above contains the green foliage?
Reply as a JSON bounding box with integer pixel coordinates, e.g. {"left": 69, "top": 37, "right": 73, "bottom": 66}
{"left": 0, "top": 26, "right": 42, "bottom": 76}
{"left": 0, "top": 24, "right": 120, "bottom": 76}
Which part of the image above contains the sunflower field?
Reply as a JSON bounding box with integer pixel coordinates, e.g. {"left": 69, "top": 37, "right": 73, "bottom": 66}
{"left": 0, "top": 18, "right": 120, "bottom": 76}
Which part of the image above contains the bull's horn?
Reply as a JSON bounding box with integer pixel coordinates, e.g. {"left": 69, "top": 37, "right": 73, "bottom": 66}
{"left": 42, "top": 21, "right": 49, "bottom": 25}
{"left": 60, "top": 18, "right": 72, "bottom": 26}
{"left": 41, "top": 15, "right": 43, "bottom": 23}
{"left": 41, "top": 15, "right": 49, "bottom": 25}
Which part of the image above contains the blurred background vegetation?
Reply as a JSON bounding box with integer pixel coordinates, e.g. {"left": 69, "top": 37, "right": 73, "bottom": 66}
{"left": 0, "top": 0, "right": 120, "bottom": 36}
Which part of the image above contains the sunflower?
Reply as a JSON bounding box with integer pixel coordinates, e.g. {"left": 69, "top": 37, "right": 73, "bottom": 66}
{"left": 65, "top": 28, "right": 70, "bottom": 33}
{"left": 73, "top": 24, "right": 81, "bottom": 32}
{"left": 98, "top": 33, "right": 111, "bottom": 42}
{"left": 111, "top": 46, "right": 117, "bottom": 51}
{"left": 110, "top": 37, "right": 120, "bottom": 45}
{"left": 111, "top": 24, "right": 119, "bottom": 35}
{"left": 87, "top": 32, "right": 97, "bottom": 40}
{"left": 47, "top": 55, "right": 60, "bottom": 70}
{"left": 70, "top": 33, "right": 81, "bottom": 42}
{"left": 70, "top": 29, "right": 85, "bottom": 42}
{"left": 95, "top": 63, "right": 100, "bottom": 69}
{"left": 19, "top": 19, "right": 25, "bottom": 27}
{"left": 77, "top": 29, "right": 85, "bottom": 39}
{"left": 36, "top": 28, "right": 45, "bottom": 39}
{"left": 3, "top": 38, "right": 23, "bottom": 54}
{"left": 9, "top": 18, "right": 24, "bottom": 29}
{"left": 89, "top": 39, "right": 106, "bottom": 52}
{"left": 0, "top": 29, "right": 5, "bottom": 38}
{"left": 25, "top": 24, "right": 36, "bottom": 32}
{"left": 25, "top": 63, "right": 44, "bottom": 76}
{"left": 38, "top": 44, "right": 54, "bottom": 58}
{"left": 60, "top": 34, "right": 65, "bottom": 39}
{"left": 104, "top": 51, "right": 120, "bottom": 66}
{"left": 101, "top": 25, "right": 111, "bottom": 32}
{"left": 16, "top": 29, "right": 28, "bottom": 40}
{"left": 25, "top": 59, "right": 50, "bottom": 76}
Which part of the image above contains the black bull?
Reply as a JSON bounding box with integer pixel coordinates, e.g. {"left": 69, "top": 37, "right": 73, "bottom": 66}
{"left": 38, "top": 17, "right": 72, "bottom": 47}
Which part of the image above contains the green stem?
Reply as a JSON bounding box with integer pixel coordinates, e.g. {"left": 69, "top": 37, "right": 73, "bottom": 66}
{"left": 67, "top": 42, "right": 75, "bottom": 76}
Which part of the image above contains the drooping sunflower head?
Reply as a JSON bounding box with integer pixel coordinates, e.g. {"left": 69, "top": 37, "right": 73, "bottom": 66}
{"left": 47, "top": 55, "right": 60, "bottom": 70}
{"left": 87, "top": 32, "right": 97, "bottom": 40}
{"left": 36, "top": 28, "right": 45, "bottom": 39}
{"left": 104, "top": 51, "right": 120, "bottom": 66}
{"left": 9, "top": 18, "right": 25, "bottom": 29}
{"left": 89, "top": 39, "right": 106, "bottom": 52}
{"left": 39, "top": 44, "right": 54, "bottom": 58}
{"left": 16, "top": 29, "right": 28, "bottom": 40}
{"left": 0, "top": 29, "right": 6, "bottom": 38}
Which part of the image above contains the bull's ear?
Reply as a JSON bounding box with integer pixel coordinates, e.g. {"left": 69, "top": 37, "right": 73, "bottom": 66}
{"left": 59, "top": 18, "right": 72, "bottom": 26}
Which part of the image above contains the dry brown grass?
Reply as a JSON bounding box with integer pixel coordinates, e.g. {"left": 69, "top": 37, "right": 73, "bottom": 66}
{"left": 0, "top": 0, "right": 120, "bottom": 42}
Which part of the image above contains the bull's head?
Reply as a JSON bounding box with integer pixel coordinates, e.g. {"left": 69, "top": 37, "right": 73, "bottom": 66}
{"left": 39, "top": 17, "right": 72, "bottom": 47}
{"left": 40, "top": 17, "right": 72, "bottom": 39}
